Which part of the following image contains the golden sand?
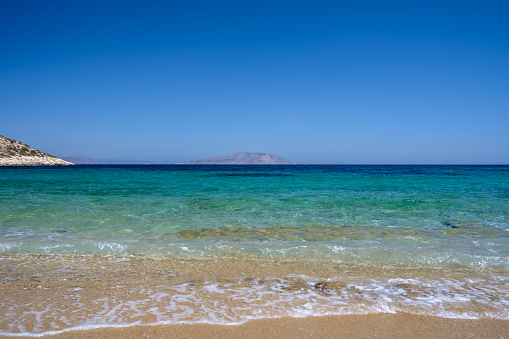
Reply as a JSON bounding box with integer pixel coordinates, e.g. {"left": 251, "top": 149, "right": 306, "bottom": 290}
{"left": 2, "top": 255, "right": 508, "bottom": 337}
{"left": 2, "top": 313, "right": 507, "bottom": 339}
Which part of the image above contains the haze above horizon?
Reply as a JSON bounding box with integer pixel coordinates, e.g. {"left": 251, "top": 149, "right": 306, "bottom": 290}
{"left": 1, "top": 1, "right": 508, "bottom": 164}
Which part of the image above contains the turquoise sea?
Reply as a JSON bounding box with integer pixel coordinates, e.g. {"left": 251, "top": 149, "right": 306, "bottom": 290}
{"left": 1, "top": 165, "right": 508, "bottom": 335}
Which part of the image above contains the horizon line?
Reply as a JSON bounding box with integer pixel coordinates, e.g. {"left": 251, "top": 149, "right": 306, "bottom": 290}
{"left": 57, "top": 163, "right": 509, "bottom": 166}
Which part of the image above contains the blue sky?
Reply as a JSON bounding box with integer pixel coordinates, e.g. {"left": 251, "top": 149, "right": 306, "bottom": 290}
{"left": 1, "top": 0, "right": 508, "bottom": 164}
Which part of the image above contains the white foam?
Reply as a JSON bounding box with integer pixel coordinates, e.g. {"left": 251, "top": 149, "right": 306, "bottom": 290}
{"left": 97, "top": 242, "right": 127, "bottom": 252}
{"left": 39, "top": 244, "right": 73, "bottom": 253}
{"left": 327, "top": 245, "right": 346, "bottom": 253}
{"left": 1, "top": 275, "right": 508, "bottom": 336}
{"left": 0, "top": 242, "right": 21, "bottom": 252}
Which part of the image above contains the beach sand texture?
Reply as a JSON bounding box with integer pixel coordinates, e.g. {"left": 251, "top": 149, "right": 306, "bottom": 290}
{"left": 1, "top": 255, "right": 508, "bottom": 338}
{"left": 2, "top": 314, "right": 508, "bottom": 338}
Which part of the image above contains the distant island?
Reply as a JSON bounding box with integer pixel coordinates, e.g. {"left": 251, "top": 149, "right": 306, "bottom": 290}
{"left": 0, "top": 135, "right": 73, "bottom": 166}
{"left": 188, "top": 152, "right": 296, "bottom": 165}
{"left": 61, "top": 153, "right": 149, "bottom": 165}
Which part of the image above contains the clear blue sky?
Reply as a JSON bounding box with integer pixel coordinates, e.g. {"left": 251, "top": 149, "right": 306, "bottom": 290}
{"left": 1, "top": 0, "right": 508, "bottom": 164}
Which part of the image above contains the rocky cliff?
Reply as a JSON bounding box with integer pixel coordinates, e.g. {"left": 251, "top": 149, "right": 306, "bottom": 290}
{"left": 0, "top": 135, "right": 74, "bottom": 166}
{"left": 188, "top": 152, "right": 296, "bottom": 165}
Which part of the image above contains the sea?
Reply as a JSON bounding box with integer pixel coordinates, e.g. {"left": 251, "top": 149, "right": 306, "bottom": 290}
{"left": 0, "top": 165, "right": 508, "bottom": 336}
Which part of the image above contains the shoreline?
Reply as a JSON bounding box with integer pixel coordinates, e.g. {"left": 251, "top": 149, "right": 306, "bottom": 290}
{"left": 1, "top": 254, "right": 508, "bottom": 335}
{"left": 2, "top": 313, "right": 508, "bottom": 338}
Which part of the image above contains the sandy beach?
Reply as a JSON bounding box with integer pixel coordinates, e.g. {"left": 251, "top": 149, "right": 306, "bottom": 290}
{"left": 2, "top": 256, "right": 509, "bottom": 338}
{"left": 1, "top": 313, "right": 507, "bottom": 338}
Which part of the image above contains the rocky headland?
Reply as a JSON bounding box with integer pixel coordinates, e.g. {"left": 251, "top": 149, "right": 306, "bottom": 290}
{"left": 188, "top": 152, "right": 296, "bottom": 165}
{"left": 0, "top": 135, "right": 74, "bottom": 166}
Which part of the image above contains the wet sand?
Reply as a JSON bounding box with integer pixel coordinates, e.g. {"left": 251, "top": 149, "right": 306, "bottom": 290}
{"left": 2, "top": 313, "right": 508, "bottom": 338}
{"left": 0, "top": 255, "right": 509, "bottom": 339}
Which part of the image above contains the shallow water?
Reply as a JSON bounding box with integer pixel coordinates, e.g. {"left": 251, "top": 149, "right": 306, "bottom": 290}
{"left": 1, "top": 165, "right": 508, "bottom": 335}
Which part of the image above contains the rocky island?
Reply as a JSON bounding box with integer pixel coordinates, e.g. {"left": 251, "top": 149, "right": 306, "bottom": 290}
{"left": 188, "top": 152, "right": 296, "bottom": 165}
{"left": 0, "top": 135, "right": 74, "bottom": 166}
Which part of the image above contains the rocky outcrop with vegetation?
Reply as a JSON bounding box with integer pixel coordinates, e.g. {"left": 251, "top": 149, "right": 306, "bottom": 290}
{"left": 188, "top": 152, "right": 296, "bottom": 165}
{"left": 0, "top": 135, "right": 74, "bottom": 166}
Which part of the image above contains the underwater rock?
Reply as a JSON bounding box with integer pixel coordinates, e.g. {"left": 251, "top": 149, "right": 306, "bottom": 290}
{"left": 281, "top": 279, "right": 309, "bottom": 292}
{"left": 313, "top": 281, "right": 348, "bottom": 291}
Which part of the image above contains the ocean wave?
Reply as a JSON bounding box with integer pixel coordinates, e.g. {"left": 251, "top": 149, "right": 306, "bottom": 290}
{"left": 1, "top": 274, "right": 508, "bottom": 336}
